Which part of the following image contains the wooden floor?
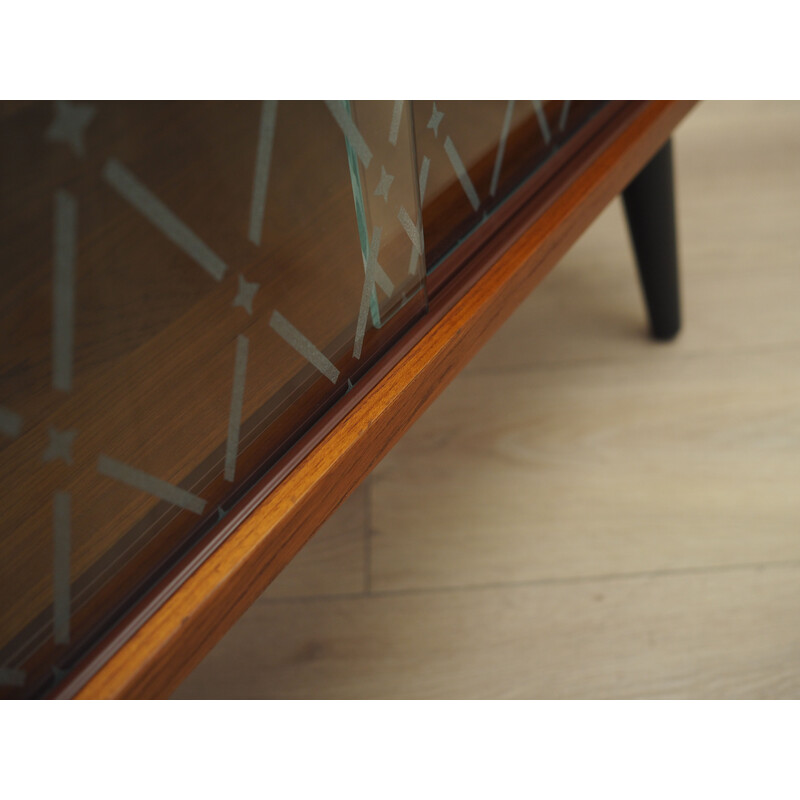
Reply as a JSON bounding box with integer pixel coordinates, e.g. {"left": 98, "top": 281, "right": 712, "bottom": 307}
{"left": 173, "top": 101, "right": 800, "bottom": 699}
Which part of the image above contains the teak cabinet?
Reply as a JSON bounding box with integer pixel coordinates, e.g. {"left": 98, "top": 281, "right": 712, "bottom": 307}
{"left": 0, "top": 100, "right": 694, "bottom": 698}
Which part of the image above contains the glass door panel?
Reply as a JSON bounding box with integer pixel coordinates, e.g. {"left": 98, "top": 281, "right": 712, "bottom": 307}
{"left": 0, "top": 100, "right": 426, "bottom": 697}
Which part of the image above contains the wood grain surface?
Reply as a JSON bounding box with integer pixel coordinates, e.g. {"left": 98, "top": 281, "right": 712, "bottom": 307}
{"left": 67, "top": 101, "right": 693, "bottom": 698}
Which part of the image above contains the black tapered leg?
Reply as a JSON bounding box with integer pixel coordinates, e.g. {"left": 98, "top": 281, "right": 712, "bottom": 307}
{"left": 622, "top": 139, "right": 681, "bottom": 340}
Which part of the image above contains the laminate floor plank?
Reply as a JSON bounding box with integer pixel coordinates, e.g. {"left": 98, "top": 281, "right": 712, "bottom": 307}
{"left": 174, "top": 564, "right": 800, "bottom": 699}
{"left": 371, "top": 348, "right": 800, "bottom": 592}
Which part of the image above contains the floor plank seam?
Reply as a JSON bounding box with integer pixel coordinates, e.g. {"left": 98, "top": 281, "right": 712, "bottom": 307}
{"left": 262, "top": 557, "right": 800, "bottom": 606}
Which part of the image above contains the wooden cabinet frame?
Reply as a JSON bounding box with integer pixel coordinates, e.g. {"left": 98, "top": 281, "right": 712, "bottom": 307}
{"left": 53, "top": 100, "right": 695, "bottom": 699}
